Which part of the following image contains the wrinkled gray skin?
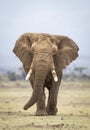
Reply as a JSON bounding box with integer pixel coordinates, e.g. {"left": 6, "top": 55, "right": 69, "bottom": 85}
{"left": 13, "top": 33, "right": 79, "bottom": 116}
{"left": 25, "top": 39, "right": 62, "bottom": 115}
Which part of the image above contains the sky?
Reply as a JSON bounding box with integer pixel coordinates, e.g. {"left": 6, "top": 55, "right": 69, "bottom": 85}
{"left": 0, "top": 0, "right": 90, "bottom": 70}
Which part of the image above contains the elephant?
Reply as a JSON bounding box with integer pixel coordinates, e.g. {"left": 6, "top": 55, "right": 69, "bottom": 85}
{"left": 13, "top": 33, "right": 79, "bottom": 116}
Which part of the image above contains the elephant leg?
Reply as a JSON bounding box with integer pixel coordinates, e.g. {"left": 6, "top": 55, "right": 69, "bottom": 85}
{"left": 46, "top": 70, "right": 62, "bottom": 115}
{"left": 35, "top": 92, "right": 47, "bottom": 116}
{"left": 46, "top": 82, "right": 59, "bottom": 115}
{"left": 30, "top": 74, "right": 47, "bottom": 116}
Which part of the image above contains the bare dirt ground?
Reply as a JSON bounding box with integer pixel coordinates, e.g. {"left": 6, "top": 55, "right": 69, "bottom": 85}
{"left": 0, "top": 80, "right": 90, "bottom": 130}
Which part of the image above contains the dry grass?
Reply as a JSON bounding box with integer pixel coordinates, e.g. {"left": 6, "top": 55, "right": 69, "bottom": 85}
{"left": 0, "top": 80, "right": 90, "bottom": 130}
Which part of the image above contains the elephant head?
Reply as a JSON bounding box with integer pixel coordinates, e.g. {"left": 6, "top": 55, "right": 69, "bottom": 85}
{"left": 13, "top": 33, "right": 79, "bottom": 110}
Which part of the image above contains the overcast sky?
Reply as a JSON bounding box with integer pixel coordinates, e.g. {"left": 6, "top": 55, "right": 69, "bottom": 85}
{"left": 0, "top": 0, "right": 90, "bottom": 69}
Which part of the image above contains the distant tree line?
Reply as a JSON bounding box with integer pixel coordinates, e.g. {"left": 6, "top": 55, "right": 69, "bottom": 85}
{"left": 63, "top": 66, "right": 90, "bottom": 81}
{"left": 0, "top": 66, "right": 90, "bottom": 81}
{"left": 7, "top": 67, "right": 26, "bottom": 81}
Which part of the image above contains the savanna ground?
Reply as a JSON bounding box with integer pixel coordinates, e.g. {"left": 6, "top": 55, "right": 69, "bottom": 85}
{"left": 0, "top": 80, "right": 90, "bottom": 130}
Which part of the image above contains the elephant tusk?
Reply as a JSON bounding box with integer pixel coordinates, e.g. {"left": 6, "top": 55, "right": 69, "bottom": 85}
{"left": 51, "top": 70, "right": 58, "bottom": 82}
{"left": 25, "top": 69, "right": 33, "bottom": 80}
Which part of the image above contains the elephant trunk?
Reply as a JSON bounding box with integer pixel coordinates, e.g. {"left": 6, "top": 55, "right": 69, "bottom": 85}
{"left": 24, "top": 52, "right": 58, "bottom": 110}
{"left": 24, "top": 64, "right": 48, "bottom": 110}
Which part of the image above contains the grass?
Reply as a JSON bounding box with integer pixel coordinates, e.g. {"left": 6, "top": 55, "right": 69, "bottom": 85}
{"left": 0, "top": 80, "right": 90, "bottom": 130}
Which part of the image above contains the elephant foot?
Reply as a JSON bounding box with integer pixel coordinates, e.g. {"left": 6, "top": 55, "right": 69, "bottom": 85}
{"left": 35, "top": 110, "right": 48, "bottom": 116}
{"left": 46, "top": 107, "right": 58, "bottom": 115}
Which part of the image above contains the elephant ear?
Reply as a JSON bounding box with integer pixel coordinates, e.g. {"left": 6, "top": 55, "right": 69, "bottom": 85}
{"left": 53, "top": 35, "right": 79, "bottom": 69}
{"left": 13, "top": 33, "right": 34, "bottom": 72}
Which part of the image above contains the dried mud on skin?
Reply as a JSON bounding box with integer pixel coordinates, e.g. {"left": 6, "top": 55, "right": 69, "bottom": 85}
{"left": 0, "top": 81, "right": 90, "bottom": 130}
